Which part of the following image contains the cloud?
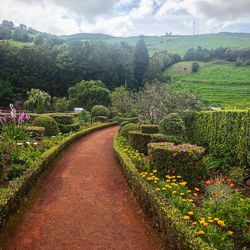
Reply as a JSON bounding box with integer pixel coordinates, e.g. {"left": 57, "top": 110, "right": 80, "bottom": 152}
{"left": 0, "top": 0, "right": 250, "bottom": 36}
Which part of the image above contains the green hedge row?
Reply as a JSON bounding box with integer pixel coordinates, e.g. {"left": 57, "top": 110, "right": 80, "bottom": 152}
{"left": 57, "top": 123, "right": 81, "bottom": 134}
{"left": 148, "top": 142, "right": 205, "bottom": 180}
{"left": 0, "top": 122, "right": 117, "bottom": 234}
{"left": 113, "top": 135, "right": 215, "bottom": 250}
{"left": 193, "top": 110, "right": 250, "bottom": 166}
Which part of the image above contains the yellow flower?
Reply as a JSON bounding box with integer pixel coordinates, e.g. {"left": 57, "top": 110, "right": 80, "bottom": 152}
{"left": 208, "top": 217, "right": 212, "bottom": 220}
{"left": 192, "top": 222, "right": 197, "bottom": 225}
{"left": 197, "top": 230, "right": 205, "bottom": 235}
{"left": 172, "top": 191, "right": 177, "bottom": 194}
{"left": 162, "top": 187, "right": 167, "bottom": 191}
{"left": 180, "top": 181, "right": 187, "bottom": 186}
{"left": 183, "top": 216, "right": 190, "bottom": 220}
{"left": 213, "top": 218, "right": 219, "bottom": 222}
{"left": 194, "top": 187, "right": 200, "bottom": 191}
{"left": 166, "top": 179, "right": 171, "bottom": 182}
{"left": 187, "top": 190, "right": 192, "bottom": 193}
{"left": 188, "top": 199, "right": 193, "bottom": 202}
{"left": 228, "top": 231, "right": 233, "bottom": 236}
{"left": 154, "top": 181, "right": 158, "bottom": 183}
{"left": 155, "top": 188, "right": 161, "bottom": 191}
{"left": 188, "top": 211, "right": 194, "bottom": 216}
{"left": 166, "top": 175, "right": 171, "bottom": 179}
{"left": 172, "top": 179, "right": 177, "bottom": 182}
{"left": 180, "top": 193, "right": 185, "bottom": 196}
{"left": 208, "top": 219, "right": 214, "bottom": 223}
{"left": 153, "top": 169, "right": 157, "bottom": 173}
{"left": 172, "top": 175, "right": 176, "bottom": 178}
{"left": 217, "top": 220, "right": 225, "bottom": 227}
{"left": 177, "top": 175, "right": 181, "bottom": 179}
{"left": 193, "top": 193, "right": 198, "bottom": 197}
{"left": 203, "top": 222, "right": 208, "bottom": 227}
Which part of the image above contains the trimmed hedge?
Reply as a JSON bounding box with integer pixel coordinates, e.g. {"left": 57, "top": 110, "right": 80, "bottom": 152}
{"left": 50, "top": 114, "right": 74, "bottom": 125}
{"left": 148, "top": 142, "right": 205, "bottom": 180}
{"left": 141, "top": 124, "right": 159, "bottom": 134}
{"left": 96, "top": 116, "right": 108, "bottom": 123}
{"left": 91, "top": 105, "right": 109, "bottom": 117}
{"left": 0, "top": 122, "right": 117, "bottom": 234}
{"left": 58, "top": 123, "right": 80, "bottom": 134}
{"left": 119, "top": 123, "right": 139, "bottom": 138}
{"left": 32, "top": 115, "right": 60, "bottom": 136}
{"left": 117, "top": 117, "right": 140, "bottom": 124}
{"left": 128, "top": 132, "right": 152, "bottom": 154}
{"left": 193, "top": 110, "right": 250, "bottom": 166}
{"left": 113, "top": 135, "right": 215, "bottom": 250}
{"left": 25, "top": 126, "right": 45, "bottom": 139}
{"left": 128, "top": 132, "right": 184, "bottom": 155}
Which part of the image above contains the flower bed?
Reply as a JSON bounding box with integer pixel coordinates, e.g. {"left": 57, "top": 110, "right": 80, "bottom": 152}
{"left": 0, "top": 121, "right": 117, "bottom": 234}
{"left": 114, "top": 135, "right": 250, "bottom": 250}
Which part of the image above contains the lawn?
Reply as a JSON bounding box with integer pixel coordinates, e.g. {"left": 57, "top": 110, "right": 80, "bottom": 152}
{"left": 163, "top": 61, "right": 250, "bottom": 108}
{"left": 0, "top": 39, "right": 33, "bottom": 47}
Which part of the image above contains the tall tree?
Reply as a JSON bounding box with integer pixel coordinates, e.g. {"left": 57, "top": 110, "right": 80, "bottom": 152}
{"left": 133, "top": 36, "right": 149, "bottom": 90}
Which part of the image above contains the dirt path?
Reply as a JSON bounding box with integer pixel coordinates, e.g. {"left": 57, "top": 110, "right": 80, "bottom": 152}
{"left": 4, "top": 126, "right": 163, "bottom": 250}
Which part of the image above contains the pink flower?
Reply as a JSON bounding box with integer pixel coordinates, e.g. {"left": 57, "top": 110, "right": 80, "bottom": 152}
{"left": 173, "top": 152, "right": 177, "bottom": 157}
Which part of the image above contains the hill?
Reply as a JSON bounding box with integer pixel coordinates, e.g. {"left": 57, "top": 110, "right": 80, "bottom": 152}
{"left": 61, "top": 33, "right": 114, "bottom": 41}
{"left": 163, "top": 61, "right": 250, "bottom": 108}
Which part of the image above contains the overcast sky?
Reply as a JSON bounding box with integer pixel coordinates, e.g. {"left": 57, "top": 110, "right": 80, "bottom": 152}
{"left": 0, "top": 0, "right": 250, "bottom": 36}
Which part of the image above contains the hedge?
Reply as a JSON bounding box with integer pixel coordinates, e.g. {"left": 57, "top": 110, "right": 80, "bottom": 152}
{"left": 193, "top": 110, "right": 250, "bottom": 166}
{"left": 128, "top": 131, "right": 152, "bottom": 154}
{"left": 128, "top": 132, "right": 184, "bottom": 155}
{"left": 113, "top": 135, "right": 215, "bottom": 250}
{"left": 0, "top": 122, "right": 117, "bottom": 234}
{"left": 25, "top": 126, "right": 45, "bottom": 139}
{"left": 148, "top": 142, "right": 205, "bottom": 180}
{"left": 50, "top": 114, "right": 74, "bottom": 125}
{"left": 58, "top": 123, "right": 81, "bottom": 134}
{"left": 141, "top": 124, "right": 159, "bottom": 134}
{"left": 96, "top": 116, "right": 108, "bottom": 123}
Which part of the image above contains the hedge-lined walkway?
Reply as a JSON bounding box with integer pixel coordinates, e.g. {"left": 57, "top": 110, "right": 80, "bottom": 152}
{"left": 4, "top": 126, "right": 163, "bottom": 250}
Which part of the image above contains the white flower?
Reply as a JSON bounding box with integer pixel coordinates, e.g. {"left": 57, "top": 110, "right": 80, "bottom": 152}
{"left": 33, "top": 142, "right": 38, "bottom": 145}
{"left": 17, "top": 142, "right": 23, "bottom": 146}
{"left": 26, "top": 141, "right": 30, "bottom": 145}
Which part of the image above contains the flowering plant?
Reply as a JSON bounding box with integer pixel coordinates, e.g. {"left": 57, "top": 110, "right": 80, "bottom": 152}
{"left": 0, "top": 104, "right": 31, "bottom": 141}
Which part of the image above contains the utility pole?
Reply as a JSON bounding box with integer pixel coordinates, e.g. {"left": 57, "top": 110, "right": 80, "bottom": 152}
{"left": 193, "top": 21, "right": 196, "bottom": 36}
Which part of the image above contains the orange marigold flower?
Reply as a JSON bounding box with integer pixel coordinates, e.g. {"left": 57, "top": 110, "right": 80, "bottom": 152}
{"left": 213, "top": 193, "right": 219, "bottom": 198}
{"left": 205, "top": 180, "right": 211, "bottom": 185}
{"left": 229, "top": 183, "right": 235, "bottom": 188}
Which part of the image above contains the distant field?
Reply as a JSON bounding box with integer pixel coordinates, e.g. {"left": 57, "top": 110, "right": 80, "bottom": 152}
{"left": 107, "top": 33, "right": 250, "bottom": 55}
{"left": 0, "top": 39, "right": 33, "bottom": 47}
{"left": 163, "top": 61, "right": 250, "bottom": 108}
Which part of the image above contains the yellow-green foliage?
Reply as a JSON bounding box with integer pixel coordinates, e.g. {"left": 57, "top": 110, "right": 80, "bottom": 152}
{"left": 193, "top": 110, "right": 250, "bottom": 166}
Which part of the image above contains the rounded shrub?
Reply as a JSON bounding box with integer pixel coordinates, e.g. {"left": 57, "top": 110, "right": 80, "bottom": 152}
{"left": 119, "top": 123, "right": 139, "bottom": 138}
{"left": 32, "top": 115, "right": 59, "bottom": 136}
{"left": 91, "top": 105, "right": 109, "bottom": 117}
{"left": 160, "top": 113, "right": 185, "bottom": 136}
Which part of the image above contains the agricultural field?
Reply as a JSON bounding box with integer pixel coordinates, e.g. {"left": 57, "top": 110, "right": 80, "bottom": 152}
{"left": 106, "top": 33, "right": 250, "bottom": 55}
{"left": 163, "top": 61, "right": 250, "bottom": 108}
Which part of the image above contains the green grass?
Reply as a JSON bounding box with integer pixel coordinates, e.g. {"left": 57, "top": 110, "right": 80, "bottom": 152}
{"left": 0, "top": 39, "right": 33, "bottom": 48}
{"left": 163, "top": 61, "right": 250, "bottom": 108}
{"left": 107, "top": 33, "right": 250, "bottom": 55}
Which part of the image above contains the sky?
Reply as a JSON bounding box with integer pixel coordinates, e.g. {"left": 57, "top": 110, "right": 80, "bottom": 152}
{"left": 0, "top": 0, "right": 250, "bottom": 36}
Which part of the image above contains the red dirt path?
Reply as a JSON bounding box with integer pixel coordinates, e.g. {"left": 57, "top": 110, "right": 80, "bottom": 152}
{"left": 4, "top": 126, "right": 163, "bottom": 250}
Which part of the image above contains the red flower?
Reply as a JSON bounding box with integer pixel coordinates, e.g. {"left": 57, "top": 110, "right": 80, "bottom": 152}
{"left": 213, "top": 193, "right": 219, "bottom": 198}
{"left": 229, "top": 183, "right": 235, "bottom": 188}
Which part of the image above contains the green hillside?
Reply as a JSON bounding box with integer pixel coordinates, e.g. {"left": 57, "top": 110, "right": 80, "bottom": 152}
{"left": 163, "top": 61, "right": 250, "bottom": 108}
{"left": 0, "top": 39, "right": 33, "bottom": 47}
{"left": 107, "top": 33, "right": 250, "bottom": 55}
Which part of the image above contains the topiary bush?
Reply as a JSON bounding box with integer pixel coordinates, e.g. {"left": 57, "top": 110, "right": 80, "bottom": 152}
{"left": 128, "top": 132, "right": 152, "bottom": 154}
{"left": 160, "top": 113, "right": 185, "bottom": 136}
{"left": 148, "top": 142, "right": 205, "bottom": 180}
{"left": 95, "top": 116, "right": 108, "bottom": 123}
{"left": 57, "top": 123, "right": 80, "bottom": 134}
{"left": 150, "top": 134, "right": 184, "bottom": 145}
{"left": 91, "top": 105, "right": 109, "bottom": 117}
{"left": 32, "top": 115, "right": 59, "bottom": 136}
{"left": 50, "top": 114, "right": 74, "bottom": 125}
{"left": 25, "top": 126, "right": 45, "bottom": 139}
{"left": 119, "top": 123, "right": 139, "bottom": 138}
{"left": 141, "top": 124, "right": 159, "bottom": 134}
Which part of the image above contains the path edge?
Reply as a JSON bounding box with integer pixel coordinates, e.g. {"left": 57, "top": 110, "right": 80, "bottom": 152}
{"left": 0, "top": 122, "right": 117, "bottom": 235}
{"left": 113, "top": 133, "right": 216, "bottom": 250}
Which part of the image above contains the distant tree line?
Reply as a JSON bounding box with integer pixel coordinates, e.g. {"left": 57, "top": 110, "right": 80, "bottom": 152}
{"left": 184, "top": 46, "right": 250, "bottom": 65}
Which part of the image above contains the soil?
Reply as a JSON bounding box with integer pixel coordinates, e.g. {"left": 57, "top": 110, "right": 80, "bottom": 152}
{"left": 4, "top": 126, "right": 163, "bottom": 250}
